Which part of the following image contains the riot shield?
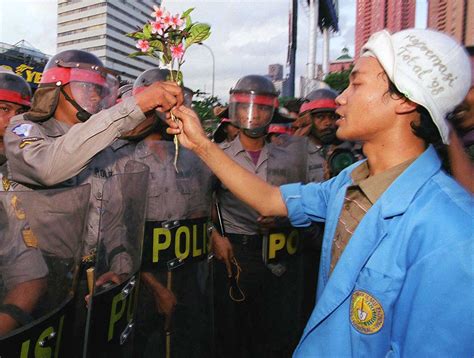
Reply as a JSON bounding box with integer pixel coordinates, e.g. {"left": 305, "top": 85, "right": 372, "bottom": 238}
{"left": 83, "top": 160, "right": 149, "bottom": 358}
{"left": 132, "top": 140, "right": 213, "bottom": 358}
{"left": 264, "top": 134, "right": 308, "bottom": 263}
{"left": 0, "top": 185, "right": 91, "bottom": 357}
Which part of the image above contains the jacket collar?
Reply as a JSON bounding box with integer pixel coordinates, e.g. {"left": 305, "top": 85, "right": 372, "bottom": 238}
{"left": 378, "top": 145, "right": 441, "bottom": 218}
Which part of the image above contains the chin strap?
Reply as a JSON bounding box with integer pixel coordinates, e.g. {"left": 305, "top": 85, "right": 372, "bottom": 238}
{"left": 60, "top": 87, "right": 91, "bottom": 122}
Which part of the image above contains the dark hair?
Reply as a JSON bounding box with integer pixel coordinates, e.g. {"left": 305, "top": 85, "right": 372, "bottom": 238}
{"left": 383, "top": 77, "right": 453, "bottom": 171}
{"left": 385, "top": 79, "right": 442, "bottom": 146}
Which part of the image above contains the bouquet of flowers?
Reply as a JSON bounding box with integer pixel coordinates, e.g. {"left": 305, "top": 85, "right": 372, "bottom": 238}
{"left": 127, "top": 5, "right": 211, "bottom": 170}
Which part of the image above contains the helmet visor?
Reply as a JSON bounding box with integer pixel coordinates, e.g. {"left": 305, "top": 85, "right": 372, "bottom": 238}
{"left": 68, "top": 69, "right": 119, "bottom": 114}
{"left": 229, "top": 93, "right": 277, "bottom": 129}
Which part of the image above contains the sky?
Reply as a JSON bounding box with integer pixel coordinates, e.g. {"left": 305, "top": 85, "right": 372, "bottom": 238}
{"left": 0, "top": 0, "right": 427, "bottom": 100}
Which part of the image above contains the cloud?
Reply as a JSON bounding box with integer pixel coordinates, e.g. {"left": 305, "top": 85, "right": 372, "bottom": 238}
{"left": 0, "top": 0, "right": 358, "bottom": 99}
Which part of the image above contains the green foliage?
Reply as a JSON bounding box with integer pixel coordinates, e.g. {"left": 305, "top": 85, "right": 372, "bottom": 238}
{"left": 324, "top": 66, "right": 353, "bottom": 93}
{"left": 192, "top": 92, "right": 224, "bottom": 135}
{"left": 126, "top": 6, "right": 211, "bottom": 68}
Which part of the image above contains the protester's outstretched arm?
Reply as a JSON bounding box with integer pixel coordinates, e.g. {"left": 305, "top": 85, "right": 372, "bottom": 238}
{"left": 169, "top": 106, "right": 287, "bottom": 217}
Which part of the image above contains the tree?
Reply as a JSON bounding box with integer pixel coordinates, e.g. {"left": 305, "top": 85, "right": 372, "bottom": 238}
{"left": 192, "top": 90, "right": 224, "bottom": 135}
{"left": 324, "top": 66, "right": 353, "bottom": 93}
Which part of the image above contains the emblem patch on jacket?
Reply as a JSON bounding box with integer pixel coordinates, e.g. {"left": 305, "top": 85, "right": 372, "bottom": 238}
{"left": 12, "top": 123, "right": 33, "bottom": 138}
{"left": 350, "top": 290, "right": 384, "bottom": 334}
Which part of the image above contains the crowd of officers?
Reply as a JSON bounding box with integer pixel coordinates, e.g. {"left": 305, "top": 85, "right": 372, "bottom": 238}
{"left": 0, "top": 33, "right": 472, "bottom": 357}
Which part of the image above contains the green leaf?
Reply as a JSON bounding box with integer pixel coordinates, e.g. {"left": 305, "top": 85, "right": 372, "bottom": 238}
{"left": 129, "top": 51, "right": 144, "bottom": 58}
{"left": 143, "top": 24, "right": 152, "bottom": 39}
{"left": 185, "top": 23, "right": 211, "bottom": 48}
{"left": 127, "top": 31, "right": 146, "bottom": 40}
{"left": 175, "top": 70, "right": 183, "bottom": 85}
{"left": 181, "top": 8, "right": 194, "bottom": 19}
{"left": 149, "top": 40, "right": 164, "bottom": 52}
{"left": 162, "top": 48, "right": 172, "bottom": 65}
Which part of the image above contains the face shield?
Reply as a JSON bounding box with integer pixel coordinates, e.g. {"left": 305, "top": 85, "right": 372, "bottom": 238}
{"left": 68, "top": 68, "right": 119, "bottom": 114}
{"left": 229, "top": 92, "right": 277, "bottom": 130}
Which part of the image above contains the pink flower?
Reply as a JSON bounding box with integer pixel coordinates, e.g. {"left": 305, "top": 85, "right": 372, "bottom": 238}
{"left": 170, "top": 43, "right": 185, "bottom": 60}
{"left": 136, "top": 39, "right": 150, "bottom": 52}
{"left": 151, "top": 5, "right": 165, "bottom": 19}
{"left": 161, "top": 13, "right": 173, "bottom": 28}
{"left": 151, "top": 20, "right": 165, "bottom": 35}
{"left": 169, "top": 14, "right": 184, "bottom": 29}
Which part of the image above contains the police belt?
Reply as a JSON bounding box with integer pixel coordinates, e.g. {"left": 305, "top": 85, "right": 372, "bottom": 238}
{"left": 227, "top": 233, "right": 263, "bottom": 250}
{"left": 142, "top": 217, "right": 209, "bottom": 271}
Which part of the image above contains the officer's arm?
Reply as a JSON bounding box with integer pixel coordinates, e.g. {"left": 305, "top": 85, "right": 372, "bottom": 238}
{"left": 0, "top": 278, "right": 47, "bottom": 335}
{"left": 5, "top": 83, "right": 183, "bottom": 187}
{"left": 170, "top": 106, "right": 287, "bottom": 217}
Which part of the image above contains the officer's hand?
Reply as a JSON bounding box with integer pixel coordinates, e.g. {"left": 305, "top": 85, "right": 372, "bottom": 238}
{"left": 154, "top": 286, "right": 177, "bottom": 318}
{"left": 210, "top": 230, "right": 234, "bottom": 277}
{"left": 166, "top": 106, "right": 210, "bottom": 151}
{"left": 135, "top": 81, "right": 184, "bottom": 114}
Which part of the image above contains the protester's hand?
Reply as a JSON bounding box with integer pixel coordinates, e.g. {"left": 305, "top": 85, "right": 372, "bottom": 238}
{"left": 210, "top": 230, "right": 234, "bottom": 277}
{"left": 135, "top": 81, "right": 184, "bottom": 115}
{"left": 166, "top": 106, "right": 210, "bottom": 151}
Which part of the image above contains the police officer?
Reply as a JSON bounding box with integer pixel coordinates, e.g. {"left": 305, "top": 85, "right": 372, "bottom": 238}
{"left": 209, "top": 75, "right": 306, "bottom": 357}
{"left": 129, "top": 68, "right": 213, "bottom": 358}
{"left": 4, "top": 50, "right": 182, "bottom": 272}
{"left": 0, "top": 69, "right": 31, "bottom": 189}
{"left": 0, "top": 70, "right": 47, "bottom": 336}
{"left": 3, "top": 50, "right": 182, "bottom": 355}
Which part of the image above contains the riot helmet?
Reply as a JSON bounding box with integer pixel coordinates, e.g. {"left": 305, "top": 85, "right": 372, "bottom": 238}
{"left": 37, "top": 49, "right": 119, "bottom": 122}
{"left": 132, "top": 68, "right": 169, "bottom": 94}
{"left": 299, "top": 88, "right": 339, "bottom": 144}
{"left": 116, "top": 83, "right": 133, "bottom": 103}
{"left": 0, "top": 70, "right": 32, "bottom": 161}
{"left": 0, "top": 70, "right": 32, "bottom": 108}
{"left": 126, "top": 68, "right": 171, "bottom": 141}
{"left": 229, "top": 75, "right": 278, "bottom": 138}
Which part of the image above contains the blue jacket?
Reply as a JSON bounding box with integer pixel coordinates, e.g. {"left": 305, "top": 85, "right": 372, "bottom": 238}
{"left": 281, "top": 146, "right": 473, "bottom": 357}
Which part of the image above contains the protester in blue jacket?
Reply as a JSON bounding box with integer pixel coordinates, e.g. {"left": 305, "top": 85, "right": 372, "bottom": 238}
{"left": 167, "top": 28, "right": 473, "bottom": 357}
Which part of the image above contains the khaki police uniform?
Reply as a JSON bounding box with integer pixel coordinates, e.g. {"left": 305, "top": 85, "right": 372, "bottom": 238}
{"left": 4, "top": 97, "right": 144, "bottom": 272}
{"left": 214, "top": 135, "right": 306, "bottom": 358}
{"left": 132, "top": 139, "right": 213, "bottom": 358}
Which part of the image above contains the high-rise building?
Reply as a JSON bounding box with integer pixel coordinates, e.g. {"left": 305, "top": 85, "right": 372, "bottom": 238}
{"left": 57, "top": 0, "right": 159, "bottom": 82}
{"left": 354, "top": 0, "right": 416, "bottom": 58}
{"left": 427, "top": 0, "right": 474, "bottom": 47}
{"left": 268, "top": 64, "right": 283, "bottom": 81}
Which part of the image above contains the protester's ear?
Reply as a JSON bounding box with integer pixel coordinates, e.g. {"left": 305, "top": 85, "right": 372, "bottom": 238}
{"left": 395, "top": 97, "right": 418, "bottom": 115}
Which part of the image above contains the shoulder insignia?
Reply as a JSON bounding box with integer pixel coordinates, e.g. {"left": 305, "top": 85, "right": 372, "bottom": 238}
{"left": 19, "top": 137, "right": 44, "bottom": 149}
{"left": 1, "top": 174, "right": 10, "bottom": 191}
{"left": 350, "top": 290, "right": 384, "bottom": 334}
{"left": 10, "top": 195, "right": 26, "bottom": 220}
{"left": 12, "top": 123, "right": 33, "bottom": 138}
{"left": 22, "top": 227, "right": 38, "bottom": 248}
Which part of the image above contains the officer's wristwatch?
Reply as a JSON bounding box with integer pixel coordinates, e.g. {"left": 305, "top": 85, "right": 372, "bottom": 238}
{"left": 207, "top": 224, "right": 215, "bottom": 237}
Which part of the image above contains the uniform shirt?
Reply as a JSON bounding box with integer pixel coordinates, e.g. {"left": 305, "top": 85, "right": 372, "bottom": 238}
{"left": 4, "top": 96, "right": 145, "bottom": 187}
{"left": 330, "top": 158, "right": 414, "bottom": 273}
{"left": 0, "top": 189, "right": 48, "bottom": 290}
{"left": 306, "top": 141, "right": 326, "bottom": 183}
{"left": 133, "top": 140, "right": 212, "bottom": 221}
{"left": 280, "top": 146, "right": 474, "bottom": 357}
{"left": 4, "top": 98, "right": 145, "bottom": 274}
{"left": 218, "top": 136, "right": 269, "bottom": 235}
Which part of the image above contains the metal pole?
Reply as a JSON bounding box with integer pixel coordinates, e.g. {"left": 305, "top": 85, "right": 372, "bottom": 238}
{"left": 198, "top": 43, "right": 215, "bottom": 97}
{"left": 287, "top": 0, "right": 298, "bottom": 97}
{"left": 307, "top": 0, "right": 319, "bottom": 96}
{"left": 322, "top": 27, "right": 330, "bottom": 77}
